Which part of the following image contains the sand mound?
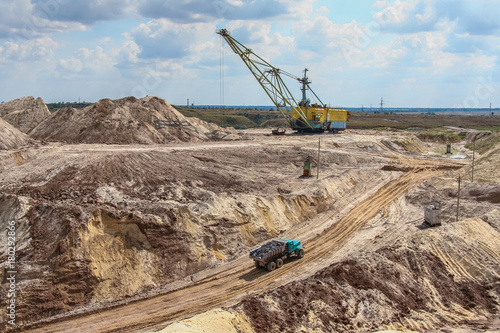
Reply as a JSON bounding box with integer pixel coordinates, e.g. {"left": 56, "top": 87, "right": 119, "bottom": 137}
{"left": 0, "top": 96, "right": 51, "bottom": 133}
{"left": 29, "top": 96, "right": 238, "bottom": 144}
{"left": 0, "top": 116, "right": 31, "bottom": 150}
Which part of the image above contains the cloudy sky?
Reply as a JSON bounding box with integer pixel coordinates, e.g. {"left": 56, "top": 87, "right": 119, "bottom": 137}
{"left": 0, "top": 0, "right": 499, "bottom": 108}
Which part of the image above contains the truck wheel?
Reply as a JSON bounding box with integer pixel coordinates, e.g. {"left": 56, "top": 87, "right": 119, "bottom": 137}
{"left": 266, "top": 261, "right": 276, "bottom": 272}
{"left": 298, "top": 249, "right": 304, "bottom": 258}
{"left": 254, "top": 261, "right": 261, "bottom": 269}
{"left": 275, "top": 258, "right": 283, "bottom": 268}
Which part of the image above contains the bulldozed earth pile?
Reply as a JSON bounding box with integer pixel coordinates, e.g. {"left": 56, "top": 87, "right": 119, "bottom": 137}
{"left": 29, "top": 96, "right": 236, "bottom": 144}
{"left": 0, "top": 97, "right": 51, "bottom": 134}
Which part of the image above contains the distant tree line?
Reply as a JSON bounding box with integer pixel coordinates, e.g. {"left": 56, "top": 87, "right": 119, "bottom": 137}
{"left": 46, "top": 102, "right": 93, "bottom": 112}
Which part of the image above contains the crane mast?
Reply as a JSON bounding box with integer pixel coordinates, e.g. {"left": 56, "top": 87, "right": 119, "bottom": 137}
{"left": 217, "top": 28, "right": 349, "bottom": 133}
{"left": 300, "top": 68, "right": 310, "bottom": 107}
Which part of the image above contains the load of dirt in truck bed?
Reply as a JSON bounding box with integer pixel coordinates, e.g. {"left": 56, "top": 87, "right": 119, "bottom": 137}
{"left": 29, "top": 96, "right": 238, "bottom": 144}
{"left": 0, "top": 116, "right": 32, "bottom": 150}
{"left": 0, "top": 96, "right": 51, "bottom": 133}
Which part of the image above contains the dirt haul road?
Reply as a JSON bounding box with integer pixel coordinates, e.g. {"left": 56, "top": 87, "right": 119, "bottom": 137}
{"left": 25, "top": 150, "right": 460, "bottom": 333}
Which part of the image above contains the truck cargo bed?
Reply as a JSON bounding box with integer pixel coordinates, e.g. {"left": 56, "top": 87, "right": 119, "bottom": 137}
{"left": 249, "top": 239, "right": 288, "bottom": 262}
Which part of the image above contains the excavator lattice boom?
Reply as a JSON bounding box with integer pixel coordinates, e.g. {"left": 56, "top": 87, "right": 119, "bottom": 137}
{"left": 217, "top": 28, "right": 349, "bottom": 133}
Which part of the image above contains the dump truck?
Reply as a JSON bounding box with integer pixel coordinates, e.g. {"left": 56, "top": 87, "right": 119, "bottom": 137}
{"left": 250, "top": 238, "right": 304, "bottom": 271}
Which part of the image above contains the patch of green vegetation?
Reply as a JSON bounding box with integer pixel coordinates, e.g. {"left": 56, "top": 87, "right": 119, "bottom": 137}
{"left": 220, "top": 115, "right": 257, "bottom": 129}
{"left": 236, "top": 112, "right": 282, "bottom": 125}
{"left": 414, "top": 129, "right": 464, "bottom": 143}
{"left": 176, "top": 106, "right": 288, "bottom": 129}
{"left": 466, "top": 131, "right": 500, "bottom": 154}
{"left": 178, "top": 108, "right": 257, "bottom": 129}
{"left": 349, "top": 112, "right": 500, "bottom": 130}
{"left": 472, "top": 126, "right": 500, "bottom": 132}
{"left": 261, "top": 118, "right": 289, "bottom": 128}
{"left": 347, "top": 119, "right": 408, "bottom": 130}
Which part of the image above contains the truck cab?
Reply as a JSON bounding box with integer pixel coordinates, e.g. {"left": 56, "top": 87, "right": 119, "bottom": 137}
{"left": 282, "top": 238, "right": 303, "bottom": 255}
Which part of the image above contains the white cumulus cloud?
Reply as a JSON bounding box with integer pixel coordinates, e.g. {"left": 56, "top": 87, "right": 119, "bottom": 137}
{"left": 0, "top": 37, "right": 58, "bottom": 61}
{"left": 127, "top": 19, "right": 216, "bottom": 59}
{"left": 0, "top": 0, "right": 86, "bottom": 40}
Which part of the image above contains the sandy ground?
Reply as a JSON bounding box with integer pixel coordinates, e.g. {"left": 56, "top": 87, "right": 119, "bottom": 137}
{"left": 6, "top": 128, "right": 495, "bottom": 333}
{"left": 1, "top": 96, "right": 498, "bottom": 332}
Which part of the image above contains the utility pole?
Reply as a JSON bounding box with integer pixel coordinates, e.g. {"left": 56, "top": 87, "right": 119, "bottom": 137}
{"left": 316, "top": 138, "right": 321, "bottom": 180}
{"left": 456, "top": 175, "right": 461, "bottom": 222}
{"left": 472, "top": 136, "right": 476, "bottom": 183}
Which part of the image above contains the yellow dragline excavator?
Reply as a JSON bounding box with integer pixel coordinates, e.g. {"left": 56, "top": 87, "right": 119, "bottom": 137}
{"left": 217, "top": 28, "right": 349, "bottom": 133}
